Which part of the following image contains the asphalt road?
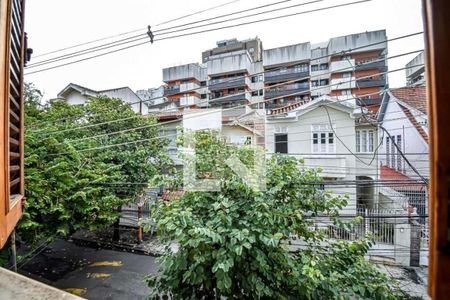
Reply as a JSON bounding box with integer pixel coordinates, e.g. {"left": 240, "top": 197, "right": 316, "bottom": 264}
{"left": 19, "top": 239, "right": 158, "bottom": 300}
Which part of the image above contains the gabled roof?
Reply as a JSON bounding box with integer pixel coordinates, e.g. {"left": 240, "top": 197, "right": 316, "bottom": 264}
{"left": 267, "top": 96, "right": 356, "bottom": 119}
{"left": 398, "top": 104, "right": 429, "bottom": 144}
{"left": 57, "top": 83, "right": 98, "bottom": 99}
{"left": 380, "top": 165, "right": 427, "bottom": 191}
{"left": 390, "top": 87, "right": 427, "bottom": 114}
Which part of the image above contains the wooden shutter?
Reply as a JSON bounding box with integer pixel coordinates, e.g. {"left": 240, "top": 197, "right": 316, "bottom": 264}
{"left": 0, "top": 0, "right": 26, "bottom": 249}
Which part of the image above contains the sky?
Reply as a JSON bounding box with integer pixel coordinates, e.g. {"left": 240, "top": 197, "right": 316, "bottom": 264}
{"left": 24, "top": 0, "right": 425, "bottom": 101}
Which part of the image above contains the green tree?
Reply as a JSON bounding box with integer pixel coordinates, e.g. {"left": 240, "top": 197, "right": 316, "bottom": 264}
{"left": 146, "top": 131, "right": 402, "bottom": 299}
{"left": 19, "top": 84, "right": 171, "bottom": 244}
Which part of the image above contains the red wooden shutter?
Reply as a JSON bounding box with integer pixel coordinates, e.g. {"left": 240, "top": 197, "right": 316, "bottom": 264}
{"left": 0, "top": 0, "right": 26, "bottom": 249}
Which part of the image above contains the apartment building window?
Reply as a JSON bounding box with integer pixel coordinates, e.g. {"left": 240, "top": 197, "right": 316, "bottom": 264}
{"left": 311, "top": 80, "right": 318, "bottom": 87}
{"left": 341, "top": 54, "right": 352, "bottom": 60}
{"left": 295, "top": 64, "right": 308, "bottom": 73}
{"left": 251, "top": 74, "right": 264, "bottom": 83}
{"left": 320, "top": 63, "right": 329, "bottom": 70}
{"left": 342, "top": 72, "right": 352, "bottom": 78}
{"left": 311, "top": 64, "right": 319, "bottom": 72}
{"left": 320, "top": 79, "right": 329, "bottom": 86}
{"left": 356, "top": 129, "right": 374, "bottom": 152}
{"left": 312, "top": 124, "right": 335, "bottom": 153}
{"left": 341, "top": 89, "right": 352, "bottom": 95}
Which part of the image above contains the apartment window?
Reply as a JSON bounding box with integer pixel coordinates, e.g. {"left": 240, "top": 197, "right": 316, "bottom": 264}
{"left": 201, "top": 94, "right": 207, "bottom": 99}
{"left": 320, "top": 63, "right": 329, "bottom": 70}
{"left": 312, "top": 124, "right": 335, "bottom": 153}
{"left": 311, "top": 80, "right": 319, "bottom": 87}
{"left": 320, "top": 79, "right": 329, "bottom": 86}
{"left": 341, "top": 89, "right": 352, "bottom": 96}
{"left": 251, "top": 91, "right": 258, "bottom": 96}
{"left": 311, "top": 64, "right": 319, "bottom": 72}
{"left": 295, "top": 64, "right": 308, "bottom": 73}
{"left": 200, "top": 81, "right": 207, "bottom": 86}
{"left": 258, "top": 89, "right": 264, "bottom": 96}
{"left": 251, "top": 75, "right": 258, "bottom": 83}
{"left": 342, "top": 72, "right": 352, "bottom": 78}
{"left": 356, "top": 130, "right": 374, "bottom": 152}
{"left": 341, "top": 54, "right": 352, "bottom": 60}
{"left": 275, "top": 134, "right": 288, "bottom": 153}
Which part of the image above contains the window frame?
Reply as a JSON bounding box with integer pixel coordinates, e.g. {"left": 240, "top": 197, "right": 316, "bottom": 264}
{"left": 311, "top": 124, "right": 336, "bottom": 153}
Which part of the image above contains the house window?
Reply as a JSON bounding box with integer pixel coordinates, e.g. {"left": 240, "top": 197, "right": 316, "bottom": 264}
{"left": 386, "top": 137, "right": 390, "bottom": 167}
{"left": 275, "top": 134, "right": 288, "bottom": 153}
{"left": 312, "top": 124, "right": 335, "bottom": 153}
{"left": 320, "top": 63, "right": 329, "bottom": 70}
{"left": 390, "top": 136, "right": 396, "bottom": 168}
{"left": 311, "top": 64, "right": 319, "bottom": 72}
{"left": 356, "top": 130, "right": 374, "bottom": 152}
{"left": 396, "top": 135, "right": 403, "bottom": 172}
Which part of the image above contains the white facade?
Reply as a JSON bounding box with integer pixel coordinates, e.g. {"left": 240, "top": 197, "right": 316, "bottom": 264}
{"left": 378, "top": 91, "right": 429, "bottom": 179}
{"left": 264, "top": 97, "right": 376, "bottom": 213}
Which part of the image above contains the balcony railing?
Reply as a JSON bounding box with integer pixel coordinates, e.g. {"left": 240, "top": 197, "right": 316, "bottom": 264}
{"left": 355, "top": 59, "right": 386, "bottom": 71}
{"left": 164, "top": 86, "right": 180, "bottom": 96}
{"left": 209, "top": 92, "right": 250, "bottom": 105}
{"left": 265, "top": 83, "right": 309, "bottom": 98}
{"left": 209, "top": 76, "right": 248, "bottom": 90}
{"left": 264, "top": 69, "right": 309, "bottom": 83}
{"left": 180, "top": 82, "right": 200, "bottom": 92}
{"left": 356, "top": 78, "right": 386, "bottom": 88}
{"left": 330, "top": 78, "right": 356, "bottom": 90}
{"left": 180, "top": 95, "right": 200, "bottom": 106}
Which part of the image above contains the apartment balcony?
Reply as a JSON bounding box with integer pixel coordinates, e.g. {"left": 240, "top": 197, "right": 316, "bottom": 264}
{"left": 208, "top": 76, "right": 250, "bottom": 91}
{"left": 356, "top": 78, "right": 386, "bottom": 88}
{"left": 265, "top": 83, "right": 310, "bottom": 99}
{"left": 264, "top": 69, "right": 309, "bottom": 84}
{"left": 164, "top": 86, "right": 180, "bottom": 96}
{"left": 209, "top": 92, "right": 251, "bottom": 105}
{"left": 355, "top": 59, "right": 386, "bottom": 71}
{"left": 301, "top": 155, "right": 347, "bottom": 178}
{"left": 330, "top": 59, "right": 355, "bottom": 73}
{"left": 207, "top": 51, "right": 252, "bottom": 75}
{"left": 180, "top": 82, "right": 200, "bottom": 93}
{"left": 356, "top": 96, "right": 383, "bottom": 106}
{"left": 180, "top": 95, "right": 200, "bottom": 106}
{"left": 163, "top": 63, "right": 204, "bottom": 82}
{"left": 330, "top": 77, "right": 356, "bottom": 90}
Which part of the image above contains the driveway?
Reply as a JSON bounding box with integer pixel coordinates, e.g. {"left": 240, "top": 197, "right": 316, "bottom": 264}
{"left": 19, "top": 239, "right": 158, "bottom": 299}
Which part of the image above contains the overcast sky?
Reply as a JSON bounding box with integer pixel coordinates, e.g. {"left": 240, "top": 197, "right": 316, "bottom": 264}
{"left": 25, "top": 0, "right": 424, "bottom": 100}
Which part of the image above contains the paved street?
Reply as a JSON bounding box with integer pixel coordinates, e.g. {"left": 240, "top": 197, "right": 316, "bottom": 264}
{"left": 19, "top": 239, "right": 158, "bottom": 300}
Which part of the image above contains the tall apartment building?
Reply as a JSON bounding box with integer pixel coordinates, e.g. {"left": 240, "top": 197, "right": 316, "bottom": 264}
{"left": 405, "top": 51, "right": 426, "bottom": 87}
{"left": 162, "top": 63, "right": 208, "bottom": 108}
{"left": 151, "top": 30, "right": 388, "bottom": 115}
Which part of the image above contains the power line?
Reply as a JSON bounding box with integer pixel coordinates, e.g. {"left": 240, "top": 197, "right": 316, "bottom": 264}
{"left": 25, "top": 0, "right": 373, "bottom": 75}
{"left": 26, "top": 33, "right": 423, "bottom": 131}
{"left": 42, "top": 63, "right": 425, "bottom": 149}
{"left": 31, "top": 49, "right": 423, "bottom": 137}
{"left": 31, "top": 0, "right": 244, "bottom": 59}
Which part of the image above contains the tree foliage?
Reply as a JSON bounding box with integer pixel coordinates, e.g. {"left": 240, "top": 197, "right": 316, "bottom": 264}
{"left": 20, "top": 83, "right": 170, "bottom": 243}
{"left": 147, "top": 131, "right": 402, "bottom": 299}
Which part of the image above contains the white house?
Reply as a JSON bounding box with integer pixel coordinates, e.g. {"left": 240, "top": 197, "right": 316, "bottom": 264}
{"left": 55, "top": 83, "right": 147, "bottom": 115}
{"left": 377, "top": 86, "right": 428, "bottom": 214}
{"left": 265, "top": 96, "right": 379, "bottom": 213}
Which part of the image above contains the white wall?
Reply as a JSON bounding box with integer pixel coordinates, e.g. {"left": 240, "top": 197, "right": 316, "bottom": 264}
{"left": 380, "top": 99, "right": 429, "bottom": 179}
{"left": 265, "top": 105, "right": 358, "bottom": 212}
{"left": 65, "top": 90, "right": 87, "bottom": 106}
